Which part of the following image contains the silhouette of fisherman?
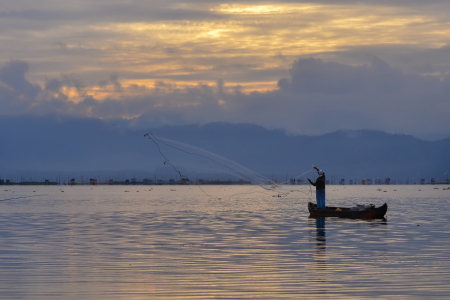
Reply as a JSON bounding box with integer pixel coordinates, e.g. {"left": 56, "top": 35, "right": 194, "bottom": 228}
{"left": 308, "top": 166, "right": 326, "bottom": 209}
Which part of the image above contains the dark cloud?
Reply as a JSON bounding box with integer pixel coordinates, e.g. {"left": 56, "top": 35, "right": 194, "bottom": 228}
{"left": 325, "top": 44, "right": 450, "bottom": 78}
{"left": 272, "top": 57, "right": 448, "bottom": 139}
{"left": 278, "top": 58, "right": 367, "bottom": 94}
{"left": 44, "top": 74, "right": 84, "bottom": 92}
{"left": 44, "top": 78, "right": 63, "bottom": 92}
{"left": 277, "top": 56, "right": 436, "bottom": 95}
{"left": 1, "top": 57, "right": 449, "bottom": 140}
{"left": 0, "top": 61, "right": 40, "bottom": 98}
{"left": 0, "top": 61, "right": 41, "bottom": 115}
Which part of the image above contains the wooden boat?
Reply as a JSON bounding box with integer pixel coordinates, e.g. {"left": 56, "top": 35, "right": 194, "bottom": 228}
{"left": 308, "top": 202, "right": 388, "bottom": 219}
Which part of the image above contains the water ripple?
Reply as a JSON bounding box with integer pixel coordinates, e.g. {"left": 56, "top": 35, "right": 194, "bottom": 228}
{"left": 0, "top": 185, "right": 449, "bottom": 299}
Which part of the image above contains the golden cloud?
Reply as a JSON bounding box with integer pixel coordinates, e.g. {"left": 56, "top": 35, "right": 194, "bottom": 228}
{"left": 10, "top": 2, "right": 450, "bottom": 101}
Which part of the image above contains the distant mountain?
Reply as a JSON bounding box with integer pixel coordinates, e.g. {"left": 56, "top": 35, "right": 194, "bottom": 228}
{"left": 0, "top": 116, "right": 449, "bottom": 182}
{"left": 149, "top": 123, "right": 450, "bottom": 181}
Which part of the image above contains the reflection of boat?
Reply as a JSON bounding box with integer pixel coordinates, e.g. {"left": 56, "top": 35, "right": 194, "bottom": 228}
{"left": 308, "top": 202, "right": 388, "bottom": 219}
{"left": 314, "top": 217, "right": 326, "bottom": 244}
{"left": 313, "top": 217, "right": 326, "bottom": 268}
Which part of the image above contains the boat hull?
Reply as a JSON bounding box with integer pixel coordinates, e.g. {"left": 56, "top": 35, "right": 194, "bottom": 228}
{"left": 308, "top": 202, "right": 388, "bottom": 219}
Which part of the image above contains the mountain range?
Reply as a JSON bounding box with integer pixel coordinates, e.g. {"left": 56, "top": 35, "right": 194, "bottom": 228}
{"left": 0, "top": 116, "right": 448, "bottom": 182}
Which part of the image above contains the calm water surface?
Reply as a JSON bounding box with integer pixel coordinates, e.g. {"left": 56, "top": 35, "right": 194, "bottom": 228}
{"left": 0, "top": 185, "right": 449, "bottom": 299}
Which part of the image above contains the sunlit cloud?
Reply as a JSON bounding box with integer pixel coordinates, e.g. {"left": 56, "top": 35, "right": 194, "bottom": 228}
{"left": 212, "top": 3, "right": 320, "bottom": 14}
{"left": 1, "top": 1, "right": 450, "bottom": 138}
{"left": 2, "top": 1, "right": 450, "bottom": 94}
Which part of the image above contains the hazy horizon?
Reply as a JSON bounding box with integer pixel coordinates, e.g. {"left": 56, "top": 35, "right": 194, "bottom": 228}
{"left": 1, "top": 117, "right": 448, "bottom": 183}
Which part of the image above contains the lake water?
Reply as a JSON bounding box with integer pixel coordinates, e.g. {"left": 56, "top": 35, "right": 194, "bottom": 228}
{"left": 0, "top": 185, "right": 449, "bottom": 299}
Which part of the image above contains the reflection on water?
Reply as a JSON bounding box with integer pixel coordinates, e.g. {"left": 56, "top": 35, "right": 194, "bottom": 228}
{"left": 314, "top": 217, "right": 326, "bottom": 250}
{"left": 309, "top": 216, "right": 326, "bottom": 265}
{"left": 0, "top": 185, "right": 450, "bottom": 299}
{"left": 314, "top": 217, "right": 326, "bottom": 269}
{"left": 311, "top": 216, "right": 327, "bottom": 294}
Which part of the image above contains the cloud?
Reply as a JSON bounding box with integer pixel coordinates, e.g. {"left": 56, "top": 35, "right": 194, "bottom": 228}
{"left": 0, "top": 61, "right": 41, "bottom": 114}
{"left": 1, "top": 1, "right": 449, "bottom": 142}
{"left": 278, "top": 57, "right": 367, "bottom": 94}
{"left": 277, "top": 56, "right": 435, "bottom": 95}
{"left": 1, "top": 57, "right": 449, "bottom": 140}
{"left": 3, "top": 0, "right": 450, "bottom": 95}
{"left": 318, "top": 44, "right": 450, "bottom": 79}
{"left": 0, "top": 60, "right": 40, "bottom": 98}
{"left": 0, "top": 1, "right": 221, "bottom": 24}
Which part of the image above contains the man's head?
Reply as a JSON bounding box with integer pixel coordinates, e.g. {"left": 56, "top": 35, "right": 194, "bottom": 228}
{"left": 318, "top": 170, "right": 325, "bottom": 176}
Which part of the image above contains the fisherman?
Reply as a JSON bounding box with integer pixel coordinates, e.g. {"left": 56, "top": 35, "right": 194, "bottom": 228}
{"left": 308, "top": 166, "right": 326, "bottom": 209}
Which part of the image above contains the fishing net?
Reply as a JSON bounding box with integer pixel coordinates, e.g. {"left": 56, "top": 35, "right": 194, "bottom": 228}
{"left": 144, "top": 132, "right": 314, "bottom": 200}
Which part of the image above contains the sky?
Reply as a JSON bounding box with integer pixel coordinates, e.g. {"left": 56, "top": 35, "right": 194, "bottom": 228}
{"left": 1, "top": 0, "right": 450, "bottom": 140}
